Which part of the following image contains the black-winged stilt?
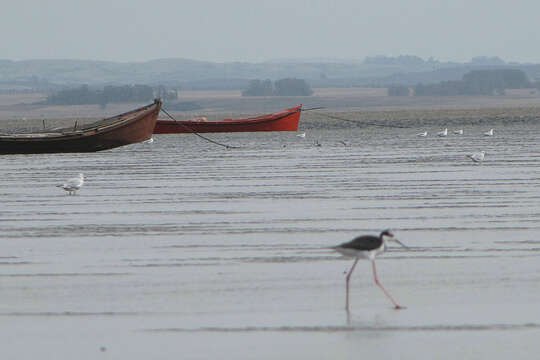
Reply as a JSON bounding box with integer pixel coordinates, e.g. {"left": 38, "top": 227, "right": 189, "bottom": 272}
{"left": 333, "top": 230, "right": 407, "bottom": 310}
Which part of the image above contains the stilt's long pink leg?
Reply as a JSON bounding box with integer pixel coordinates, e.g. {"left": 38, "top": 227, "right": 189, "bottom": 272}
{"left": 372, "top": 260, "right": 405, "bottom": 310}
{"left": 345, "top": 258, "right": 359, "bottom": 310}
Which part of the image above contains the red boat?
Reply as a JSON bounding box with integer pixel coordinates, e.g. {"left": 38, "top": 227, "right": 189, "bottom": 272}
{"left": 154, "top": 105, "right": 302, "bottom": 134}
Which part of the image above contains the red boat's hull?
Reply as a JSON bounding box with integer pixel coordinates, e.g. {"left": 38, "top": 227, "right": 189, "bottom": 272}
{"left": 154, "top": 105, "right": 302, "bottom": 134}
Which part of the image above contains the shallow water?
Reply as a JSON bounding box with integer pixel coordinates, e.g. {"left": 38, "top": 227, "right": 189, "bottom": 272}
{"left": 1, "top": 122, "right": 540, "bottom": 359}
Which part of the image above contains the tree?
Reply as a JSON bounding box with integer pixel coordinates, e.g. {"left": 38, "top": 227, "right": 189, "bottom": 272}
{"left": 154, "top": 85, "right": 178, "bottom": 101}
{"left": 414, "top": 69, "right": 530, "bottom": 96}
{"left": 242, "top": 79, "right": 273, "bottom": 96}
{"left": 273, "top": 78, "right": 313, "bottom": 96}
{"left": 387, "top": 85, "right": 410, "bottom": 96}
{"left": 47, "top": 84, "right": 157, "bottom": 105}
{"left": 242, "top": 78, "right": 313, "bottom": 97}
{"left": 462, "top": 69, "right": 530, "bottom": 94}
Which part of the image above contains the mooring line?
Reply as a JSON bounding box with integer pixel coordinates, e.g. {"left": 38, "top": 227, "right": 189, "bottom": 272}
{"left": 311, "top": 111, "right": 412, "bottom": 129}
{"left": 160, "top": 108, "right": 240, "bottom": 149}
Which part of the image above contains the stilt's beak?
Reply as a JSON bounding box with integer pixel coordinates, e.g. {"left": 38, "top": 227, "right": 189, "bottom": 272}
{"left": 393, "top": 238, "right": 408, "bottom": 248}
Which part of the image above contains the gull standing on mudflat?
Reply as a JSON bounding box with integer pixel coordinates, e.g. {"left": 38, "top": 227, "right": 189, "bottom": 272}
{"left": 57, "top": 173, "right": 84, "bottom": 195}
{"left": 484, "top": 129, "right": 494, "bottom": 136}
{"left": 437, "top": 128, "right": 448, "bottom": 137}
{"left": 467, "top": 151, "right": 485, "bottom": 163}
{"left": 333, "top": 230, "right": 407, "bottom": 311}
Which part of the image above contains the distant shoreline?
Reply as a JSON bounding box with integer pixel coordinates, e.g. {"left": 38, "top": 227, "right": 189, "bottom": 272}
{"left": 1, "top": 89, "right": 540, "bottom": 131}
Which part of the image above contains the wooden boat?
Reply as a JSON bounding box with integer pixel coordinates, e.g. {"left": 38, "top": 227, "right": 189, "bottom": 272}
{"left": 154, "top": 105, "right": 302, "bottom": 134}
{"left": 0, "top": 99, "right": 162, "bottom": 154}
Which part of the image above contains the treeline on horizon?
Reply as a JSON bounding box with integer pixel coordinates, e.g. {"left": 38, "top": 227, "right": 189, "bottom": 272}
{"left": 4, "top": 55, "right": 540, "bottom": 94}
{"left": 43, "top": 79, "right": 315, "bottom": 107}
{"left": 242, "top": 78, "right": 313, "bottom": 96}
{"left": 389, "top": 69, "right": 538, "bottom": 96}
{"left": 46, "top": 84, "right": 178, "bottom": 106}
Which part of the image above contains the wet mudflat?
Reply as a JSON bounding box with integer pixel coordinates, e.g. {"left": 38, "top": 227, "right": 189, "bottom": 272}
{"left": 1, "top": 120, "right": 540, "bottom": 359}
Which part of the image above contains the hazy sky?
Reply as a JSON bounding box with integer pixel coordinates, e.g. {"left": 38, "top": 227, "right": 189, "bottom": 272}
{"left": 2, "top": 0, "right": 539, "bottom": 63}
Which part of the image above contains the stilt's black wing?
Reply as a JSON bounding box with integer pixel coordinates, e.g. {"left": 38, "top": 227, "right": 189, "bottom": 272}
{"left": 339, "top": 235, "right": 382, "bottom": 251}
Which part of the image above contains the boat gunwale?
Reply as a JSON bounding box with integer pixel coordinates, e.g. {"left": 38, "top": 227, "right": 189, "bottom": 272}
{"left": 0, "top": 101, "right": 161, "bottom": 141}
{"left": 156, "top": 105, "right": 302, "bottom": 127}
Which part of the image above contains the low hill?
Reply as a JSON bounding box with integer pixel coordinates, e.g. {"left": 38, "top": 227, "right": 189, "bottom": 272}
{"left": 1, "top": 56, "right": 540, "bottom": 91}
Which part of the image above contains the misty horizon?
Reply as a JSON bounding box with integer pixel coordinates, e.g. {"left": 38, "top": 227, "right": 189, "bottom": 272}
{"left": 0, "top": 55, "right": 531, "bottom": 65}
{"left": 2, "top": 0, "right": 540, "bottom": 64}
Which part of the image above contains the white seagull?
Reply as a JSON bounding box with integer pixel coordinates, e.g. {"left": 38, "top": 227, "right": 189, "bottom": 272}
{"left": 437, "top": 128, "right": 448, "bottom": 137}
{"left": 296, "top": 132, "right": 306, "bottom": 138}
{"left": 484, "top": 129, "right": 494, "bottom": 136}
{"left": 416, "top": 131, "right": 427, "bottom": 137}
{"left": 57, "top": 173, "right": 84, "bottom": 195}
{"left": 467, "top": 151, "right": 485, "bottom": 163}
{"left": 454, "top": 129, "right": 463, "bottom": 135}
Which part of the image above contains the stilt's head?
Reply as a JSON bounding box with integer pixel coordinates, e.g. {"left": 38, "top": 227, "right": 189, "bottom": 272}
{"left": 380, "top": 229, "right": 407, "bottom": 248}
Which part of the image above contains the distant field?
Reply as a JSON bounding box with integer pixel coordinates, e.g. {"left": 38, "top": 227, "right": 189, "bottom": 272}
{"left": 313, "top": 87, "right": 387, "bottom": 97}
{"left": 1, "top": 88, "right": 540, "bottom": 132}
{"left": 0, "top": 93, "right": 46, "bottom": 106}
{"left": 179, "top": 90, "right": 242, "bottom": 100}
{"left": 177, "top": 88, "right": 387, "bottom": 100}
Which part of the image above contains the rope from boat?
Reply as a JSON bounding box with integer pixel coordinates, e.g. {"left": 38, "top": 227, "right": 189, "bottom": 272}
{"left": 160, "top": 108, "right": 240, "bottom": 149}
{"left": 310, "top": 111, "right": 412, "bottom": 129}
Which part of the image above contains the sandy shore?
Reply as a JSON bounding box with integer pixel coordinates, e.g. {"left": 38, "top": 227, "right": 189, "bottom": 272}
{"left": 1, "top": 124, "right": 540, "bottom": 359}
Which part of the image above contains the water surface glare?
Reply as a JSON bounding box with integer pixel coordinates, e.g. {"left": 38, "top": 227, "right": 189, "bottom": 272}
{"left": 1, "top": 123, "right": 540, "bottom": 359}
